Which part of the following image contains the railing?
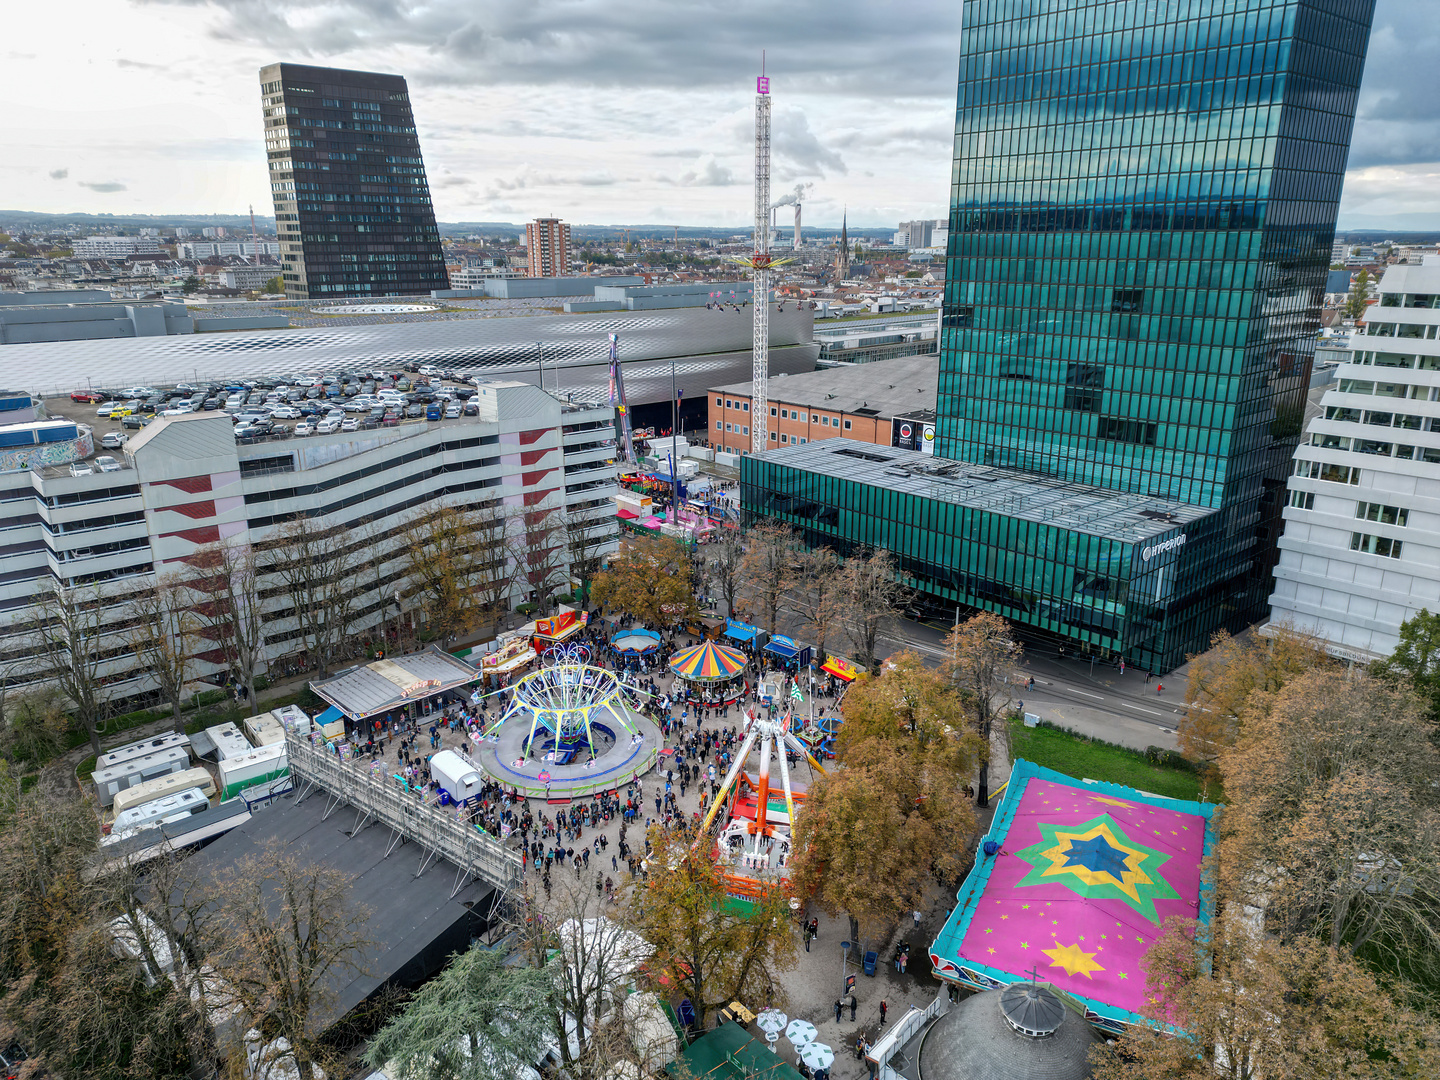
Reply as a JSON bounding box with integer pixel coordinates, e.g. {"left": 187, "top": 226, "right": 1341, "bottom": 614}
{"left": 285, "top": 730, "right": 523, "bottom": 896}
{"left": 867, "top": 987, "right": 950, "bottom": 1080}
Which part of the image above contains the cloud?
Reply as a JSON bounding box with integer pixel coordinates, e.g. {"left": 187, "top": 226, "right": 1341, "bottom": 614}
{"left": 773, "top": 108, "right": 846, "bottom": 177}
{"left": 676, "top": 159, "right": 738, "bottom": 187}
{"left": 115, "top": 58, "right": 164, "bottom": 70}
{"left": 48, "top": 168, "right": 68, "bottom": 180}
{"left": 435, "top": 173, "right": 470, "bottom": 187}
{"left": 77, "top": 180, "right": 127, "bottom": 193}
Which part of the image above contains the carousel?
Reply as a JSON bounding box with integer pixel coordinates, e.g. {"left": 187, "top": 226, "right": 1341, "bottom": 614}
{"left": 609, "top": 627, "right": 662, "bottom": 665}
{"left": 668, "top": 639, "right": 750, "bottom": 707}
{"left": 470, "top": 644, "right": 661, "bottom": 798}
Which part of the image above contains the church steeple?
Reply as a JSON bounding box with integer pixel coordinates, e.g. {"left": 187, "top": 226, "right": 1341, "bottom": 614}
{"left": 836, "top": 208, "right": 850, "bottom": 279}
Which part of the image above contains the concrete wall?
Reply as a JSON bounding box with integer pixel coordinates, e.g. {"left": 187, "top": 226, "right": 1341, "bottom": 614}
{"left": 483, "top": 276, "right": 642, "bottom": 299}
{"left": 0, "top": 300, "right": 192, "bottom": 343}
{"left": 192, "top": 316, "right": 290, "bottom": 333}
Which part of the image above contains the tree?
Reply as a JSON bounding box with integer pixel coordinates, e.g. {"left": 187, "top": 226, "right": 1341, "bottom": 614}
{"left": 591, "top": 534, "right": 697, "bottom": 627}
{"left": 126, "top": 572, "right": 200, "bottom": 733}
{"left": 1181, "top": 625, "right": 1330, "bottom": 776}
{"left": 181, "top": 275, "right": 200, "bottom": 294}
{"left": 738, "top": 522, "right": 796, "bottom": 634}
{"left": 365, "top": 941, "right": 553, "bottom": 1080}
{"left": 791, "top": 655, "right": 979, "bottom": 944}
{"left": 835, "top": 547, "right": 909, "bottom": 671}
{"left": 186, "top": 539, "right": 265, "bottom": 708}
{"left": 264, "top": 516, "right": 364, "bottom": 676}
{"left": 1, "top": 687, "right": 69, "bottom": 767}
{"left": 1371, "top": 607, "right": 1440, "bottom": 724}
{"left": 622, "top": 828, "right": 797, "bottom": 1030}
{"left": 400, "top": 505, "right": 491, "bottom": 641}
{"left": 707, "top": 526, "right": 746, "bottom": 619}
{"left": 942, "top": 613, "right": 1021, "bottom": 807}
{"left": 206, "top": 840, "right": 372, "bottom": 1080}
{"left": 514, "top": 507, "right": 570, "bottom": 614}
{"left": 1214, "top": 669, "right": 1440, "bottom": 987}
{"left": 564, "top": 511, "right": 614, "bottom": 609}
{"left": 1343, "top": 268, "right": 1372, "bottom": 320}
{"left": 790, "top": 545, "right": 844, "bottom": 660}
{"left": 26, "top": 579, "right": 126, "bottom": 758}
{"left": 263, "top": 276, "right": 283, "bottom": 293}
{"left": 1090, "top": 911, "right": 1440, "bottom": 1080}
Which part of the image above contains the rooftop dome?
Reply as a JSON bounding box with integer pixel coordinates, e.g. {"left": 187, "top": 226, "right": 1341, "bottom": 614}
{"left": 918, "top": 984, "right": 1098, "bottom": 1080}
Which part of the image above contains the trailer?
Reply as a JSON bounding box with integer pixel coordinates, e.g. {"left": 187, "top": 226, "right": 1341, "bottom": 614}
{"left": 92, "top": 745, "right": 192, "bottom": 808}
{"left": 217, "top": 743, "right": 288, "bottom": 801}
{"left": 271, "top": 703, "right": 312, "bottom": 734}
{"left": 243, "top": 711, "right": 286, "bottom": 748}
{"left": 201, "top": 723, "right": 254, "bottom": 761}
{"left": 430, "top": 749, "right": 486, "bottom": 805}
{"left": 110, "top": 766, "right": 217, "bottom": 818}
{"left": 94, "top": 732, "right": 192, "bottom": 774}
{"left": 111, "top": 787, "right": 209, "bottom": 834}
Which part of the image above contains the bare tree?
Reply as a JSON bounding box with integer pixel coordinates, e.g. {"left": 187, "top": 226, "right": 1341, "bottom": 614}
{"left": 943, "top": 612, "right": 1022, "bottom": 807}
{"left": 738, "top": 522, "right": 797, "bottom": 634}
{"left": 707, "top": 527, "right": 746, "bottom": 618}
{"left": 791, "top": 545, "right": 845, "bottom": 660}
{"left": 564, "top": 510, "right": 614, "bottom": 609}
{"left": 263, "top": 516, "right": 364, "bottom": 676}
{"left": 205, "top": 839, "right": 371, "bottom": 1080}
{"left": 401, "top": 502, "right": 515, "bottom": 641}
{"left": 186, "top": 539, "right": 265, "bottom": 709}
{"left": 27, "top": 579, "right": 129, "bottom": 758}
{"left": 127, "top": 572, "right": 200, "bottom": 733}
{"left": 515, "top": 506, "right": 569, "bottom": 613}
{"left": 835, "top": 547, "right": 909, "bottom": 673}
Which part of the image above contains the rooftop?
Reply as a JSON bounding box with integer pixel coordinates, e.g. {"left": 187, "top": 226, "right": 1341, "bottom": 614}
{"left": 755, "top": 440, "right": 1211, "bottom": 545}
{"left": 310, "top": 646, "right": 480, "bottom": 720}
{"left": 711, "top": 353, "right": 938, "bottom": 419}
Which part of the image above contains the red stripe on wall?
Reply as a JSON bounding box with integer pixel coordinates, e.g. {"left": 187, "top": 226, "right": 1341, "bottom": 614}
{"left": 159, "top": 525, "right": 221, "bottom": 545}
{"left": 152, "top": 475, "right": 213, "bottom": 494}
{"left": 168, "top": 500, "right": 217, "bottom": 520}
{"left": 519, "top": 428, "right": 551, "bottom": 446}
{"left": 522, "top": 469, "right": 556, "bottom": 488}
{"left": 523, "top": 488, "right": 557, "bottom": 507}
{"left": 520, "top": 448, "right": 551, "bottom": 466}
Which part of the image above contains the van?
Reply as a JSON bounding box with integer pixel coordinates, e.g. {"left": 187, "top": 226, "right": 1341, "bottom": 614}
{"left": 110, "top": 766, "right": 217, "bottom": 818}
{"left": 111, "top": 787, "right": 209, "bottom": 834}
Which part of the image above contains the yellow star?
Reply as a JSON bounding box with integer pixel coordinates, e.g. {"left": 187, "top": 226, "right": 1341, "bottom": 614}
{"left": 987, "top": 947, "right": 995, "bottom": 954}
{"left": 1088, "top": 795, "right": 1132, "bottom": 808}
{"left": 1043, "top": 941, "right": 1105, "bottom": 979}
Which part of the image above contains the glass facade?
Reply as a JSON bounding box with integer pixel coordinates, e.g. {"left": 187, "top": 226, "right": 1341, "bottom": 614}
{"left": 743, "top": 0, "right": 1375, "bottom": 670}
{"left": 259, "top": 63, "right": 448, "bottom": 300}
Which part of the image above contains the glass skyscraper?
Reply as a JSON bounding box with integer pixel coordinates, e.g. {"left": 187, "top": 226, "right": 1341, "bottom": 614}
{"left": 259, "top": 63, "right": 448, "bottom": 300}
{"left": 741, "top": 0, "right": 1375, "bottom": 671}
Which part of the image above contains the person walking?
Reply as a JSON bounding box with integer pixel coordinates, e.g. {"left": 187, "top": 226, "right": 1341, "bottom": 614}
{"left": 912, "top": 909, "right": 922, "bottom": 931}
{"left": 834, "top": 999, "right": 844, "bottom": 1024}
{"left": 849, "top": 995, "right": 857, "bottom": 1022}
{"left": 804, "top": 926, "right": 812, "bottom": 952}
{"left": 879, "top": 1000, "right": 888, "bottom": 1024}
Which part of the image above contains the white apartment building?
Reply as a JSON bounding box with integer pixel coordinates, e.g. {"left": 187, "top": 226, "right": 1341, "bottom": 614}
{"left": 1268, "top": 258, "right": 1440, "bottom": 660}
{"left": 72, "top": 236, "right": 162, "bottom": 258}
{"left": 0, "top": 385, "right": 617, "bottom": 705}
{"left": 177, "top": 241, "right": 281, "bottom": 260}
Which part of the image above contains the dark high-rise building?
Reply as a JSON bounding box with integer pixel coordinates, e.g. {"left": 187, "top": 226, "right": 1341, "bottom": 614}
{"left": 258, "top": 63, "right": 448, "bottom": 299}
{"left": 741, "top": 0, "right": 1376, "bottom": 672}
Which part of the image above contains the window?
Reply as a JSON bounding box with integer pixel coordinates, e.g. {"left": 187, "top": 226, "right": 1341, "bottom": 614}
{"left": 743, "top": 426, "right": 749, "bottom": 435}
{"left": 715, "top": 397, "right": 723, "bottom": 406}
{"left": 1357, "top": 502, "right": 1409, "bottom": 526}
{"left": 770, "top": 407, "right": 777, "bottom": 417}
{"left": 800, "top": 438, "right": 808, "bottom": 444}
{"left": 1351, "top": 533, "right": 1403, "bottom": 559}
{"left": 743, "top": 402, "right": 749, "bottom": 412}
{"left": 1111, "top": 288, "right": 1144, "bottom": 313}
{"left": 716, "top": 421, "right": 723, "bottom": 430}
{"left": 1064, "top": 363, "right": 1105, "bottom": 412}
{"left": 725, "top": 399, "right": 733, "bottom": 409}
{"left": 1289, "top": 490, "right": 1314, "bottom": 510}
{"left": 843, "top": 420, "right": 852, "bottom": 430}
{"left": 821, "top": 417, "right": 830, "bottom": 426}
{"left": 725, "top": 423, "right": 732, "bottom": 432}
{"left": 770, "top": 431, "right": 777, "bottom": 441}
{"left": 811, "top": 414, "right": 819, "bottom": 423}
{"left": 780, "top": 434, "right": 788, "bottom": 443}
{"left": 1100, "top": 416, "right": 1157, "bottom": 446}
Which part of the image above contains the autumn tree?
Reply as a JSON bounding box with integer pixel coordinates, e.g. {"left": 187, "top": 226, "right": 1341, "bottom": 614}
{"left": 835, "top": 546, "right": 909, "bottom": 671}
{"left": 1181, "top": 624, "right": 1330, "bottom": 775}
{"left": 942, "top": 612, "right": 1021, "bottom": 806}
{"left": 706, "top": 526, "right": 746, "bottom": 618}
{"left": 1090, "top": 911, "right": 1440, "bottom": 1080}
{"left": 1371, "top": 607, "right": 1440, "bottom": 724}
{"left": 401, "top": 504, "right": 504, "bottom": 641}
{"left": 515, "top": 507, "right": 570, "bottom": 613}
{"left": 1343, "top": 267, "right": 1372, "bottom": 320}
{"left": 1, "top": 687, "right": 69, "bottom": 767}
{"left": 205, "top": 839, "right": 372, "bottom": 1080}
{"left": 622, "top": 827, "right": 797, "bottom": 1029}
{"left": 564, "top": 509, "right": 615, "bottom": 609}
{"left": 127, "top": 572, "right": 200, "bottom": 733}
{"left": 263, "top": 516, "right": 365, "bottom": 676}
{"left": 26, "top": 579, "right": 127, "bottom": 758}
{"left": 790, "top": 545, "right": 845, "bottom": 660}
{"left": 187, "top": 539, "right": 266, "bottom": 708}
{"left": 738, "top": 522, "right": 797, "bottom": 634}
{"left": 365, "top": 940, "right": 553, "bottom": 1080}
{"left": 590, "top": 534, "right": 697, "bottom": 627}
{"left": 1214, "top": 669, "right": 1440, "bottom": 987}
{"left": 792, "top": 654, "right": 980, "bottom": 944}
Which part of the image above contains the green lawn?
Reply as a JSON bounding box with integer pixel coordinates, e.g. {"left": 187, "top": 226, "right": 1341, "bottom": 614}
{"left": 1007, "top": 718, "right": 1223, "bottom": 805}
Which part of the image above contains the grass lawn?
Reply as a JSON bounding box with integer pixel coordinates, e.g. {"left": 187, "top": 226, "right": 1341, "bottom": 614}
{"left": 1007, "top": 718, "right": 1224, "bottom": 805}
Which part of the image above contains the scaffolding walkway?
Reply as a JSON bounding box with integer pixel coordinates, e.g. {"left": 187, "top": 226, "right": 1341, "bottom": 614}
{"left": 286, "top": 731, "right": 523, "bottom": 899}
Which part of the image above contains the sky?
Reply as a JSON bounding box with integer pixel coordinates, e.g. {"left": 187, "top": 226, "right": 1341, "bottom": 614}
{"left": 1, "top": 0, "right": 1436, "bottom": 230}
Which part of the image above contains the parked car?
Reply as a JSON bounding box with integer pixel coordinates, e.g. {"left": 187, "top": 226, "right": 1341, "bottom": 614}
{"left": 69, "top": 461, "right": 93, "bottom": 477}
{"left": 445, "top": 403, "right": 462, "bottom": 419}
{"left": 162, "top": 404, "right": 194, "bottom": 417}
{"left": 340, "top": 418, "right": 359, "bottom": 432}
{"left": 232, "top": 424, "right": 260, "bottom": 439}
{"left": 316, "top": 418, "right": 341, "bottom": 434}
{"left": 294, "top": 421, "right": 316, "bottom": 436}
{"left": 94, "top": 455, "right": 122, "bottom": 473}
{"left": 121, "top": 414, "right": 149, "bottom": 430}
{"left": 462, "top": 401, "right": 479, "bottom": 416}
{"left": 71, "top": 389, "right": 105, "bottom": 403}
{"left": 96, "top": 403, "right": 116, "bottom": 418}
{"left": 100, "top": 431, "right": 128, "bottom": 449}
{"left": 405, "top": 404, "right": 426, "bottom": 418}
{"left": 425, "top": 404, "right": 442, "bottom": 421}
{"left": 270, "top": 407, "right": 301, "bottom": 419}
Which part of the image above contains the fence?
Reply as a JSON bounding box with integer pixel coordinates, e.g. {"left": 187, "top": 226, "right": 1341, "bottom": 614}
{"left": 285, "top": 730, "right": 523, "bottom": 897}
{"left": 866, "top": 987, "right": 950, "bottom": 1080}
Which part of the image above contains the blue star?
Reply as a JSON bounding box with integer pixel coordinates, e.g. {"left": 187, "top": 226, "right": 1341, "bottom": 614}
{"left": 1063, "top": 834, "right": 1131, "bottom": 879}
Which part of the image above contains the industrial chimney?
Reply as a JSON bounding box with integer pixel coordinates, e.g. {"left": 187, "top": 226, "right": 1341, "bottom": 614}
{"left": 793, "top": 203, "right": 802, "bottom": 249}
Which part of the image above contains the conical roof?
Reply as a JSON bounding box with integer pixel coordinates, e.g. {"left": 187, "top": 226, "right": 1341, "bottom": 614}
{"left": 919, "top": 987, "right": 1098, "bottom": 1080}
{"left": 1000, "top": 982, "right": 1065, "bottom": 1038}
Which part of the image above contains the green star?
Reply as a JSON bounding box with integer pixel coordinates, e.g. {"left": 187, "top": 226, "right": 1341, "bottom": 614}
{"left": 1012, "top": 813, "right": 1181, "bottom": 923}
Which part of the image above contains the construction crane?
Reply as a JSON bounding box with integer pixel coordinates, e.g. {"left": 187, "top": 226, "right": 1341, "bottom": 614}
{"left": 248, "top": 204, "right": 260, "bottom": 266}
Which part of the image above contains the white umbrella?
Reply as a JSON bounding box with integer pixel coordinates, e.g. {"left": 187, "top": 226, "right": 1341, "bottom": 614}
{"left": 799, "top": 1042, "right": 835, "bottom": 1070}
{"left": 756, "top": 1008, "right": 788, "bottom": 1035}
{"left": 785, "top": 1018, "right": 818, "bottom": 1047}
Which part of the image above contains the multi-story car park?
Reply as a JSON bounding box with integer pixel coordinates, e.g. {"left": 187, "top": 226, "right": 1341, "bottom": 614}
{"left": 0, "top": 381, "right": 617, "bottom": 707}
{"left": 1267, "top": 258, "right": 1440, "bottom": 660}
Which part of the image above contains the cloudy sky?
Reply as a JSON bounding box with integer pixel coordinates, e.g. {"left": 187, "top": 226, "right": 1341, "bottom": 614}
{"left": 2, "top": 0, "right": 1436, "bottom": 229}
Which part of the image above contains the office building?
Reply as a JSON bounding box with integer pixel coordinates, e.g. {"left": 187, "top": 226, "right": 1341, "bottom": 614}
{"left": 709, "top": 354, "right": 938, "bottom": 456}
{"left": 1267, "top": 259, "right": 1440, "bottom": 660}
{"left": 258, "top": 62, "right": 448, "bottom": 299}
{"left": 221, "top": 267, "right": 280, "bottom": 292}
{"left": 177, "top": 241, "right": 281, "bottom": 260}
{"left": 898, "top": 220, "right": 933, "bottom": 250}
{"left": 741, "top": 0, "right": 1376, "bottom": 672}
{"left": 72, "top": 237, "right": 161, "bottom": 258}
{"left": 0, "top": 386, "right": 617, "bottom": 707}
{"left": 526, "top": 218, "right": 572, "bottom": 278}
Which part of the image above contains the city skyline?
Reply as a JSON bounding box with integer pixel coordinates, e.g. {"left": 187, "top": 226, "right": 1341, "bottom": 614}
{"left": 2, "top": 0, "right": 1436, "bottom": 229}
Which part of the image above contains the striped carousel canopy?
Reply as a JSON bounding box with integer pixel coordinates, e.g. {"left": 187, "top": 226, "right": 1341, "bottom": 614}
{"left": 669, "top": 639, "right": 748, "bottom": 682}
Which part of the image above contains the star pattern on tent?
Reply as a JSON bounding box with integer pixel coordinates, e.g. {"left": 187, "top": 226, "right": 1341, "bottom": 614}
{"left": 1088, "top": 794, "right": 1133, "bottom": 808}
{"left": 1043, "top": 941, "right": 1105, "bottom": 979}
{"left": 1013, "top": 814, "right": 1180, "bottom": 922}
